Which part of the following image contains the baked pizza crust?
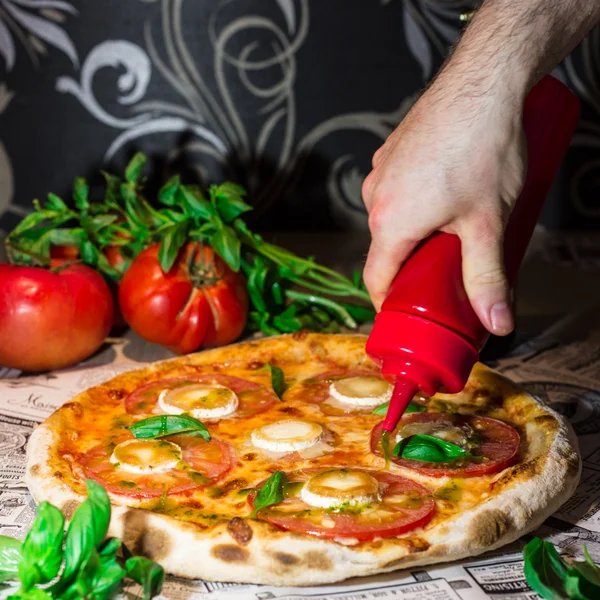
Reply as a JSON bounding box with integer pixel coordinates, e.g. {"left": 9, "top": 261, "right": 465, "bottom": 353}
{"left": 26, "top": 333, "right": 581, "bottom": 586}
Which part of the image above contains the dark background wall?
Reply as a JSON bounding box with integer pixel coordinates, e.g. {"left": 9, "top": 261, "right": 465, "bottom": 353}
{"left": 0, "top": 0, "right": 598, "bottom": 235}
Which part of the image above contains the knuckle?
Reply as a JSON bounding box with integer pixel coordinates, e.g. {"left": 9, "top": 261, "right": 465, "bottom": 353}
{"left": 470, "top": 267, "right": 506, "bottom": 288}
{"left": 367, "top": 202, "right": 389, "bottom": 234}
{"left": 361, "top": 172, "right": 375, "bottom": 205}
{"left": 371, "top": 147, "right": 384, "bottom": 169}
{"left": 467, "top": 212, "right": 504, "bottom": 245}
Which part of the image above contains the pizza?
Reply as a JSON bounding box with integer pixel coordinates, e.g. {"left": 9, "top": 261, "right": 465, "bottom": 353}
{"left": 25, "top": 333, "right": 581, "bottom": 586}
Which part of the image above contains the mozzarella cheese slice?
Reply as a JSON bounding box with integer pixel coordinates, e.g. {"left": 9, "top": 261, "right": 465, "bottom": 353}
{"left": 329, "top": 376, "right": 392, "bottom": 407}
{"left": 395, "top": 421, "right": 472, "bottom": 448}
{"left": 300, "top": 470, "right": 380, "bottom": 508}
{"left": 158, "top": 383, "right": 238, "bottom": 420}
{"left": 251, "top": 420, "right": 323, "bottom": 452}
{"left": 110, "top": 439, "right": 181, "bottom": 474}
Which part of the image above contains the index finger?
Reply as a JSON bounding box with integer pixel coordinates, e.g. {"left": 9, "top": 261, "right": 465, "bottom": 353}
{"left": 363, "top": 237, "right": 419, "bottom": 311}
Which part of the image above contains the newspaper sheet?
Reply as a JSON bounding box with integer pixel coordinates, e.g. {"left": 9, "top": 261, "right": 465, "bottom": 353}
{"left": 2, "top": 310, "right": 600, "bottom": 600}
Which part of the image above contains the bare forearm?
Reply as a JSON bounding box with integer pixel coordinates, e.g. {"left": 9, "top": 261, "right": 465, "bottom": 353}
{"left": 437, "top": 0, "right": 600, "bottom": 103}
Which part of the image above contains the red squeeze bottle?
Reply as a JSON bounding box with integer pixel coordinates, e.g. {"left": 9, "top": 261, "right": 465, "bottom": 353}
{"left": 365, "top": 74, "right": 581, "bottom": 432}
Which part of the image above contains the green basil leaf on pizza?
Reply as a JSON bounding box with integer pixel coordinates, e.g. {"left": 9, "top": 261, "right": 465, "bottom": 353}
{"left": 393, "top": 434, "right": 467, "bottom": 462}
{"left": 129, "top": 415, "right": 210, "bottom": 441}
{"left": 252, "top": 471, "right": 288, "bottom": 517}
{"left": 261, "top": 363, "right": 286, "bottom": 399}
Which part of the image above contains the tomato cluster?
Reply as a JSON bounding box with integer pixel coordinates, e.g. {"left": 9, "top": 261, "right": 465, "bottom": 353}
{"left": 0, "top": 243, "right": 248, "bottom": 371}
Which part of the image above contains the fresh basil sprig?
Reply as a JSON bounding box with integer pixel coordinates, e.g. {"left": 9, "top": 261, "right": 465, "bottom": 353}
{"left": 393, "top": 434, "right": 467, "bottom": 463}
{"left": 0, "top": 536, "right": 22, "bottom": 583}
{"left": 18, "top": 502, "right": 64, "bottom": 591}
{"left": 129, "top": 415, "right": 211, "bottom": 441}
{"left": 6, "top": 153, "right": 375, "bottom": 335}
{"left": 126, "top": 556, "right": 165, "bottom": 600}
{"left": 373, "top": 400, "right": 427, "bottom": 416}
{"left": 251, "top": 471, "right": 288, "bottom": 518}
{"left": 524, "top": 537, "right": 600, "bottom": 600}
{"left": 261, "top": 363, "right": 286, "bottom": 400}
{"left": 0, "top": 479, "right": 164, "bottom": 600}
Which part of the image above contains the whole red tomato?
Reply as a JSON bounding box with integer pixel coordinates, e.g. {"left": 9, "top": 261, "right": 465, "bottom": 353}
{"left": 0, "top": 263, "right": 114, "bottom": 371}
{"left": 50, "top": 244, "right": 127, "bottom": 328}
{"left": 119, "top": 243, "right": 248, "bottom": 353}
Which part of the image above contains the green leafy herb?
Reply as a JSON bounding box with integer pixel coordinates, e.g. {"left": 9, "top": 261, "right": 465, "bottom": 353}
{"left": 372, "top": 400, "right": 427, "bottom": 416}
{"left": 0, "top": 536, "right": 22, "bottom": 582}
{"left": 6, "top": 153, "right": 375, "bottom": 337}
{"left": 157, "top": 220, "right": 190, "bottom": 272}
{"left": 73, "top": 177, "right": 90, "bottom": 211}
{"left": 129, "top": 415, "right": 211, "bottom": 441}
{"left": 523, "top": 538, "right": 570, "bottom": 599}
{"left": 392, "top": 434, "right": 467, "bottom": 463}
{"left": 124, "top": 152, "right": 147, "bottom": 185}
{"left": 251, "top": 471, "right": 288, "bottom": 518}
{"left": 60, "top": 480, "right": 111, "bottom": 586}
{"left": 261, "top": 363, "right": 286, "bottom": 399}
{"left": 524, "top": 538, "right": 600, "bottom": 600}
{"left": 126, "top": 556, "right": 165, "bottom": 600}
{"left": 2, "top": 479, "right": 164, "bottom": 600}
{"left": 18, "top": 502, "right": 64, "bottom": 591}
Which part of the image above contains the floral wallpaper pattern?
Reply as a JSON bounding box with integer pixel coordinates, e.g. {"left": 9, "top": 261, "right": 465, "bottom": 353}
{"left": 0, "top": 0, "right": 597, "bottom": 236}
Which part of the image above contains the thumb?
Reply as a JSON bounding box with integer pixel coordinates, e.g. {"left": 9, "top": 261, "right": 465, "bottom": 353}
{"left": 459, "top": 218, "right": 513, "bottom": 336}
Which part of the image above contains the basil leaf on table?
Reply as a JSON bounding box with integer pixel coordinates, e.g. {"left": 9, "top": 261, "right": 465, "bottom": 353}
{"left": 98, "top": 538, "right": 122, "bottom": 558}
{"left": 0, "top": 536, "right": 22, "bottom": 582}
{"left": 261, "top": 363, "right": 286, "bottom": 400}
{"left": 72, "top": 177, "right": 90, "bottom": 211}
{"left": 157, "top": 220, "right": 190, "bottom": 272}
{"left": 124, "top": 152, "right": 147, "bottom": 185}
{"left": 18, "top": 502, "right": 64, "bottom": 590}
{"left": 372, "top": 400, "right": 427, "bottom": 416}
{"left": 129, "top": 415, "right": 211, "bottom": 441}
{"left": 91, "top": 549, "right": 127, "bottom": 599}
{"left": 564, "top": 546, "right": 600, "bottom": 599}
{"left": 126, "top": 556, "right": 165, "bottom": 600}
{"left": 61, "top": 480, "right": 111, "bottom": 584}
{"left": 393, "top": 434, "right": 467, "bottom": 462}
{"left": 176, "top": 185, "right": 214, "bottom": 220}
{"left": 8, "top": 588, "right": 53, "bottom": 599}
{"left": 251, "top": 471, "right": 288, "bottom": 518}
{"left": 158, "top": 175, "right": 180, "bottom": 206}
{"left": 212, "top": 182, "right": 253, "bottom": 223}
{"left": 523, "top": 537, "right": 569, "bottom": 600}
{"left": 210, "top": 223, "right": 241, "bottom": 272}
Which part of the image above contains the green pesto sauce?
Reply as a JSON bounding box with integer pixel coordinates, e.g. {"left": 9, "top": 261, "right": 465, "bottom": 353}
{"left": 434, "top": 480, "right": 463, "bottom": 503}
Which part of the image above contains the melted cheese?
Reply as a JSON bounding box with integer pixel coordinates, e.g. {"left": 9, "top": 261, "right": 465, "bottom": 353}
{"left": 329, "top": 377, "right": 392, "bottom": 407}
{"left": 251, "top": 420, "right": 323, "bottom": 452}
{"left": 300, "top": 470, "right": 381, "bottom": 508}
{"left": 158, "top": 384, "right": 238, "bottom": 420}
{"left": 110, "top": 439, "right": 181, "bottom": 474}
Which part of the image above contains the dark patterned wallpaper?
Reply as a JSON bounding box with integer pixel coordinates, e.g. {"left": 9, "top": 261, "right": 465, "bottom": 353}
{"left": 0, "top": 0, "right": 598, "bottom": 235}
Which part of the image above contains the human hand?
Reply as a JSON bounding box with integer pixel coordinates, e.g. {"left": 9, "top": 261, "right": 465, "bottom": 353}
{"left": 361, "top": 75, "right": 527, "bottom": 336}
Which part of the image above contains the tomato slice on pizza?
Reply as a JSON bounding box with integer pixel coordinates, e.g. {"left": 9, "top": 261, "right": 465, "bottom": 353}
{"left": 371, "top": 413, "right": 520, "bottom": 478}
{"left": 124, "top": 375, "right": 277, "bottom": 419}
{"left": 78, "top": 432, "right": 235, "bottom": 499}
{"left": 250, "top": 469, "right": 434, "bottom": 542}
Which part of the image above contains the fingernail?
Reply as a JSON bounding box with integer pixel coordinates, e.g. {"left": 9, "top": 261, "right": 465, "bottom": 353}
{"left": 490, "top": 301, "right": 514, "bottom": 335}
